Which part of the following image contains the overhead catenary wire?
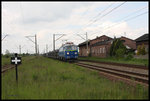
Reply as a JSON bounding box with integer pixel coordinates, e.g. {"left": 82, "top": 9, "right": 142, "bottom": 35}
{"left": 68, "top": 2, "right": 126, "bottom": 44}
{"left": 89, "top": 5, "right": 148, "bottom": 34}
{"left": 89, "top": 5, "right": 148, "bottom": 35}
{"left": 76, "top": 1, "right": 126, "bottom": 35}
{"left": 74, "top": 2, "right": 117, "bottom": 35}
{"left": 68, "top": 2, "right": 117, "bottom": 42}
{"left": 91, "top": 11, "right": 148, "bottom": 36}
{"left": 65, "top": 2, "right": 116, "bottom": 42}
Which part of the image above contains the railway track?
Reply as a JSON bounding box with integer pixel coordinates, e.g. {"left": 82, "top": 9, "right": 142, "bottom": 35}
{"left": 1, "top": 64, "right": 14, "bottom": 73}
{"left": 78, "top": 59, "right": 148, "bottom": 69}
{"left": 75, "top": 60, "right": 149, "bottom": 87}
{"left": 1, "top": 56, "right": 37, "bottom": 73}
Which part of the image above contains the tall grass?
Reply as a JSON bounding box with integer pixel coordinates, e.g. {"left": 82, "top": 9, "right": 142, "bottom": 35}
{"left": 2, "top": 56, "right": 148, "bottom": 99}
{"left": 2, "top": 56, "right": 10, "bottom": 66}
{"left": 79, "top": 56, "right": 149, "bottom": 66}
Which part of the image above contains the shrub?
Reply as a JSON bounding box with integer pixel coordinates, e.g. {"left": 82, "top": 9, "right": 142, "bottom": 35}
{"left": 141, "top": 44, "right": 146, "bottom": 55}
{"left": 4, "top": 54, "right": 10, "bottom": 58}
{"left": 137, "top": 44, "right": 146, "bottom": 55}
{"left": 125, "top": 53, "right": 133, "bottom": 61}
{"left": 116, "top": 48, "right": 126, "bottom": 58}
{"left": 109, "top": 38, "right": 127, "bottom": 57}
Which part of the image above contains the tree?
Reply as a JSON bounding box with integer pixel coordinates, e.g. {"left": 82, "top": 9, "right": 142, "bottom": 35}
{"left": 5, "top": 49, "right": 10, "bottom": 58}
{"left": 137, "top": 44, "right": 146, "bottom": 55}
{"left": 141, "top": 44, "right": 146, "bottom": 55}
{"left": 109, "top": 38, "right": 127, "bottom": 57}
{"left": 5, "top": 49, "right": 10, "bottom": 55}
{"left": 137, "top": 45, "right": 141, "bottom": 55}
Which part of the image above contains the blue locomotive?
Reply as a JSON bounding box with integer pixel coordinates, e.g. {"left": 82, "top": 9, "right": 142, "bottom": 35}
{"left": 43, "top": 42, "right": 78, "bottom": 61}
{"left": 58, "top": 42, "right": 78, "bottom": 61}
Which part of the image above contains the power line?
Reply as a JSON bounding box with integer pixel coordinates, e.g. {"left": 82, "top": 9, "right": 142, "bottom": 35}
{"left": 25, "top": 34, "right": 38, "bottom": 55}
{"left": 84, "top": 3, "right": 115, "bottom": 28}
{"left": 91, "top": 11, "right": 148, "bottom": 36}
{"left": 89, "top": 5, "right": 148, "bottom": 35}
{"left": 76, "top": 2, "right": 126, "bottom": 35}
{"left": 75, "top": 2, "right": 116, "bottom": 35}
{"left": 85, "top": 3, "right": 115, "bottom": 27}
{"left": 2, "top": 34, "right": 9, "bottom": 41}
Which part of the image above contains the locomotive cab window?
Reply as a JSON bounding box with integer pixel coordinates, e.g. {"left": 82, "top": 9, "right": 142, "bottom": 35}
{"left": 65, "top": 45, "right": 77, "bottom": 50}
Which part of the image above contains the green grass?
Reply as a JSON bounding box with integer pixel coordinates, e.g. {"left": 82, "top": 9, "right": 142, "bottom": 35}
{"left": 2, "top": 56, "right": 148, "bottom": 99}
{"left": 2, "top": 56, "right": 10, "bottom": 66}
{"left": 1, "top": 56, "right": 36, "bottom": 66}
{"left": 79, "top": 56, "right": 149, "bottom": 66}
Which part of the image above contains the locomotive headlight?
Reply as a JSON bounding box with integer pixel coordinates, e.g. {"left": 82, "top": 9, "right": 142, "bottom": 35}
{"left": 67, "top": 52, "right": 69, "bottom": 55}
{"left": 75, "top": 52, "right": 77, "bottom": 54}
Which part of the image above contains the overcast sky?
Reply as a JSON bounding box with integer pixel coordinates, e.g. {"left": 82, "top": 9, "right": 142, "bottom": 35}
{"left": 2, "top": 1, "right": 148, "bottom": 54}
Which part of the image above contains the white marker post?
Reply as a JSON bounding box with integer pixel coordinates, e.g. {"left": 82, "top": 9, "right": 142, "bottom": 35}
{"left": 11, "top": 53, "right": 21, "bottom": 83}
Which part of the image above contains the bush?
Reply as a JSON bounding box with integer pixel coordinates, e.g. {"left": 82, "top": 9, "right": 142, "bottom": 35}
{"left": 4, "top": 54, "right": 10, "bottom": 58}
{"left": 115, "top": 48, "right": 126, "bottom": 58}
{"left": 141, "top": 44, "right": 146, "bottom": 55}
{"left": 125, "top": 54, "right": 133, "bottom": 61}
{"left": 109, "top": 38, "right": 127, "bottom": 57}
{"left": 137, "top": 44, "right": 146, "bottom": 55}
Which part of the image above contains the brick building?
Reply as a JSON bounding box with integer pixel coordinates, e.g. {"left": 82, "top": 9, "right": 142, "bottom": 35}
{"left": 120, "top": 36, "right": 136, "bottom": 50}
{"left": 78, "top": 35, "right": 137, "bottom": 58}
{"left": 90, "top": 35, "right": 113, "bottom": 58}
{"left": 135, "top": 34, "right": 149, "bottom": 53}
{"left": 78, "top": 40, "right": 90, "bottom": 56}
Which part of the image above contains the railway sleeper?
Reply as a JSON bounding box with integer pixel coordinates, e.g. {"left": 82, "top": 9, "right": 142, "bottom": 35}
{"left": 76, "top": 63, "right": 148, "bottom": 84}
{"left": 77, "top": 62, "right": 148, "bottom": 77}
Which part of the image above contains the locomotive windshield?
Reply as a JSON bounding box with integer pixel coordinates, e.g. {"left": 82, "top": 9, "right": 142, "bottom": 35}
{"left": 65, "top": 45, "right": 77, "bottom": 50}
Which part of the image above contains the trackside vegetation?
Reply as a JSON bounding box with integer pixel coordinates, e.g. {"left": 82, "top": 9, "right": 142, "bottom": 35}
{"left": 2, "top": 56, "right": 148, "bottom": 99}
{"left": 79, "top": 56, "right": 148, "bottom": 66}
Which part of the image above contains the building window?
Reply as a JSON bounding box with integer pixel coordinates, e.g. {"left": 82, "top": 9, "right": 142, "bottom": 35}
{"left": 100, "top": 48, "right": 102, "bottom": 53}
{"left": 103, "top": 47, "right": 105, "bottom": 53}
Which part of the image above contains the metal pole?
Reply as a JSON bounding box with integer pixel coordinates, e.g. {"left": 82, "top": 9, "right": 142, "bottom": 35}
{"left": 19, "top": 45, "right": 21, "bottom": 54}
{"left": 15, "top": 64, "right": 18, "bottom": 82}
{"left": 35, "top": 34, "right": 37, "bottom": 55}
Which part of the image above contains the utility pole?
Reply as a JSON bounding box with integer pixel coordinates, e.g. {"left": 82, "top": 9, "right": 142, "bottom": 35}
{"left": 25, "top": 34, "right": 37, "bottom": 55}
{"left": 19, "top": 45, "right": 21, "bottom": 54}
{"left": 53, "top": 34, "right": 66, "bottom": 51}
{"left": 77, "top": 32, "right": 89, "bottom": 56}
{"left": 15, "top": 45, "right": 25, "bottom": 55}
{"left": 35, "top": 34, "right": 37, "bottom": 55}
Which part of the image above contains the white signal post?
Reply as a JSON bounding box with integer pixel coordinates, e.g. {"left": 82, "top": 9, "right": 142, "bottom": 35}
{"left": 11, "top": 53, "right": 21, "bottom": 83}
{"left": 11, "top": 57, "right": 21, "bottom": 65}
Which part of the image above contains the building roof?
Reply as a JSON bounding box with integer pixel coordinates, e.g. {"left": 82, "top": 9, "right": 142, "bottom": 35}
{"left": 120, "top": 36, "right": 135, "bottom": 42}
{"left": 135, "top": 34, "right": 149, "bottom": 42}
{"left": 90, "top": 35, "right": 113, "bottom": 42}
{"left": 91, "top": 40, "right": 112, "bottom": 46}
{"left": 78, "top": 40, "right": 90, "bottom": 47}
